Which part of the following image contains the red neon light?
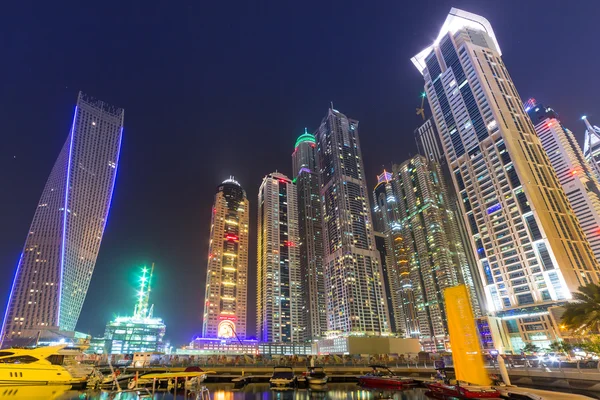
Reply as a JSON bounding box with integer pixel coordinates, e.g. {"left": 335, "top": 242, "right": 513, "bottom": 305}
{"left": 279, "top": 179, "right": 287, "bottom": 183}
{"left": 284, "top": 241, "right": 295, "bottom": 247}
{"left": 225, "top": 234, "right": 239, "bottom": 241}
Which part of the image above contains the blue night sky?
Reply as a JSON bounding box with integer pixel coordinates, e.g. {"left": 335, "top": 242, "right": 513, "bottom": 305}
{"left": 1, "top": 0, "right": 599, "bottom": 345}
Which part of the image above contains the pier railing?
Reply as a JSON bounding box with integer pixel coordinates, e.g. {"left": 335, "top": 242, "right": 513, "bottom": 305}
{"left": 91, "top": 353, "right": 600, "bottom": 372}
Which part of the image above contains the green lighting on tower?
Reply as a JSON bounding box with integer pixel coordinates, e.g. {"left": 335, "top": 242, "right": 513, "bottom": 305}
{"left": 294, "top": 127, "right": 316, "bottom": 149}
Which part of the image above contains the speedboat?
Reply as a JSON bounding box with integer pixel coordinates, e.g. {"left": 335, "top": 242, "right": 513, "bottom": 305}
{"left": 425, "top": 367, "right": 500, "bottom": 399}
{"left": 358, "top": 365, "right": 417, "bottom": 389}
{"left": 270, "top": 366, "right": 296, "bottom": 387}
{"left": 0, "top": 345, "right": 92, "bottom": 388}
{"left": 425, "top": 382, "right": 501, "bottom": 399}
{"left": 305, "top": 366, "right": 328, "bottom": 385}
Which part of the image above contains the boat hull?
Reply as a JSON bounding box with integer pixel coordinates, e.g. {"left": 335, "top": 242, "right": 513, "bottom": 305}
{"left": 425, "top": 382, "right": 500, "bottom": 399}
{"left": 0, "top": 365, "right": 85, "bottom": 388}
{"left": 358, "top": 376, "right": 416, "bottom": 389}
{"left": 270, "top": 378, "right": 295, "bottom": 387}
{"left": 307, "top": 377, "right": 328, "bottom": 385}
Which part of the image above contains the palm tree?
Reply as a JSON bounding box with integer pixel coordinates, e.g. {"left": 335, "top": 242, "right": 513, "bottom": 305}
{"left": 521, "top": 343, "right": 539, "bottom": 354}
{"left": 561, "top": 283, "right": 600, "bottom": 334}
{"left": 548, "top": 340, "right": 573, "bottom": 353}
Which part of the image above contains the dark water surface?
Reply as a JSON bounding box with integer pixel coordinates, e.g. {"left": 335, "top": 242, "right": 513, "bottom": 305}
{"left": 1, "top": 382, "right": 597, "bottom": 399}
{"left": 54, "top": 383, "right": 431, "bottom": 399}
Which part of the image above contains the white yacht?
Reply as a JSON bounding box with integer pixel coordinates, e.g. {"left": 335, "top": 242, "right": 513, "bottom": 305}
{"left": 0, "top": 345, "right": 92, "bottom": 388}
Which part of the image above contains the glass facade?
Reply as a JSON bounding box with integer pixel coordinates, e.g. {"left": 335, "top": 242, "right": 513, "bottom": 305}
{"left": 257, "top": 173, "right": 304, "bottom": 342}
{"left": 103, "top": 317, "right": 166, "bottom": 355}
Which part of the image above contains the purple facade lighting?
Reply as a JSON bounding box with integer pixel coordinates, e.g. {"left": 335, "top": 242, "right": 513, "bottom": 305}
{"left": 57, "top": 106, "right": 78, "bottom": 326}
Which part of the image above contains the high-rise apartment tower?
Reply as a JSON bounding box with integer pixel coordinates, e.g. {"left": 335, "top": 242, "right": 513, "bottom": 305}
{"left": 292, "top": 129, "right": 327, "bottom": 340}
{"left": 257, "top": 172, "right": 304, "bottom": 342}
{"left": 315, "top": 107, "right": 390, "bottom": 335}
{"left": 202, "top": 178, "right": 249, "bottom": 339}
{"left": 393, "top": 155, "right": 481, "bottom": 351}
{"left": 412, "top": 8, "right": 599, "bottom": 350}
{"left": 2, "top": 92, "right": 124, "bottom": 344}
{"left": 527, "top": 101, "right": 600, "bottom": 265}
{"left": 372, "top": 171, "right": 418, "bottom": 337}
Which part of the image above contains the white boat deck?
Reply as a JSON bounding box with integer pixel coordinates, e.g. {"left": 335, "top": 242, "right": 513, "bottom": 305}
{"left": 495, "top": 385, "right": 594, "bottom": 400}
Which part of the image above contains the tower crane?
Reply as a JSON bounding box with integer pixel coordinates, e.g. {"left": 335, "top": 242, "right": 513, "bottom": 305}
{"left": 416, "top": 92, "right": 426, "bottom": 120}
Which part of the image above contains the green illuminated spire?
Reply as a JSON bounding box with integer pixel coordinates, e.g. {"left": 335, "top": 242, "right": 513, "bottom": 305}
{"left": 134, "top": 264, "right": 154, "bottom": 319}
{"left": 294, "top": 127, "right": 316, "bottom": 149}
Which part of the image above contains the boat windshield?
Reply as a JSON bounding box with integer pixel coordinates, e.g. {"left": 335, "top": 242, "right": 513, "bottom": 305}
{"left": 371, "top": 368, "right": 393, "bottom": 377}
{"left": 272, "top": 372, "right": 293, "bottom": 378}
{"left": 0, "top": 355, "right": 38, "bottom": 364}
{"left": 46, "top": 354, "right": 65, "bottom": 365}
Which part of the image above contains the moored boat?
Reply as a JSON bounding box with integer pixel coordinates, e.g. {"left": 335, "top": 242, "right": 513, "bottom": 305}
{"left": 270, "top": 366, "right": 296, "bottom": 387}
{"left": 425, "top": 367, "right": 500, "bottom": 399}
{"left": 305, "top": 366, "right": 328, "bottom": 385}
{"left": 425, "top": 381, "right": 501, "bottom": 399}
{"left": 0, "top": 345, "right": 92, "bottom": 388}
{"left": 358, "top": 365, "right": 416, "bottom": 389}
{"left": 132, "top": 367, "right": 211, "bottom": 390}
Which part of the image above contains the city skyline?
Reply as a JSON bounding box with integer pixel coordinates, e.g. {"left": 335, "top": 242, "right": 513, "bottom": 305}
{"left": 2, "top": 1, "right": 600, "bottom": 345}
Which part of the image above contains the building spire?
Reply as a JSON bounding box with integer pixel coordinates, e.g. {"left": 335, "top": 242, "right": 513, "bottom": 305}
{"left": 583, "top": 115, "right": 596, "bottom": 132}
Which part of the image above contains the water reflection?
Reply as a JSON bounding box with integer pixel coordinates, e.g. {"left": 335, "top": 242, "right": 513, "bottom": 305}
{"left": 0, "top": 385, "right": 71, "bottom": 399}
{"left": 47, "top": 383, "right": 433, "bottom": 399}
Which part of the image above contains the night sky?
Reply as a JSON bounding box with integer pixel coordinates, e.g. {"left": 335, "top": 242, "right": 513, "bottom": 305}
{"left": 1, "top": 0, "right": 599, "bottom": 346}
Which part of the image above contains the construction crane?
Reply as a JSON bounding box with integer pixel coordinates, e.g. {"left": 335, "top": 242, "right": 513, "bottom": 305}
{"left": 416, "top": 92, "right": 426, "bottom": 120}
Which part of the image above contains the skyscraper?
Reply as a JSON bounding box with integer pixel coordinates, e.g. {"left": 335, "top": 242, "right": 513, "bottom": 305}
{"left": 583, "top": 116, "right": 600, "bottom": 182}
{"left": 413, "top": 8, "right": 599, "bottom": 350}
{"left": 415, "top": 117, "right": 444, "bottom": 164}
{"left": 2, "top": 92, "right": 123, "bottom": 345}
{"left": 372, "top": 171, "right": 418, "bottom": 337}
{"left": 527, "top": 101, "right": 600, "bottom": 264}
{"left": 315, "top": 107, "right": 390, "bottom": 335}
{"left": 292, "top": 129, "right": 327, "bottom": 340}
{"left": 257, "top": 172, "right": 304, "bottom": 343}
{"left": 373, "top": 232, "right": 397, "bottom": 332}
{"left": 415, "top": 114, "right": 486, "bottom": 315}
{"left": 202, "top": 178, "right": 249, "bottom": 339}
{"left": 393, "top": 155, "right": 480, "bottom": 351}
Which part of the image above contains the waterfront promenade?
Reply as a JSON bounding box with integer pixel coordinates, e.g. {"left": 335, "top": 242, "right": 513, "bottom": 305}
{"left": 94, "top": 355, "right": 600, "bottom": 393}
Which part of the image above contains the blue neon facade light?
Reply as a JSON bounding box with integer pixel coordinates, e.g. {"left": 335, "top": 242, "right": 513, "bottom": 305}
{"left": 486, "top": 203, "right": 501, "bottom": 214}
{"left": 0, "top": 252, "right": 24, "bottom": 343}
{"left": 57, "top": 105, "right": 78, "bottom": 327}
{"left": 99, "top": 126, "right": 124, "bottom": 239}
